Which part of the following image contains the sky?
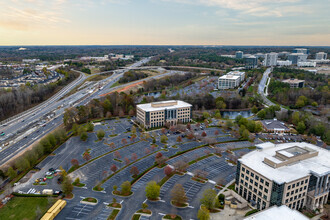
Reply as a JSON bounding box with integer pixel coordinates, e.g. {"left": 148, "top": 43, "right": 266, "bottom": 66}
{"left": 0, "top": 0, "right": 329, "bottom": 46}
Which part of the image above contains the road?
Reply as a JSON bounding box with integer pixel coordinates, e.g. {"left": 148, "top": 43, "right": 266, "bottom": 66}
{"left": 0, "top": 57, "right": 183, "bottom": 166}
{"left": 258, "top": 67, "right": 278, "bottom": 107}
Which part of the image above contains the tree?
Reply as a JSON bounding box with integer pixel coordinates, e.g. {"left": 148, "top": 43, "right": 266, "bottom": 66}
{"left": 201, "top": 131, "right": 207, "bottom": 137}
{"left": 71, "top": 159, "right": 79, "bottom": 167}
{"left": 15, "top": 158, "right": 30, "bottom": 172}
{"left": 203, "top": 112, "right": 210, "bottom": 120}
{"left": 251, "top": 105, "right": 258, "bottom": 114}
{"left": 121, "top": 138, "right": 127, "bottom": 145}
{"left": 173, "top": 160, "right": 189, "bottom": 173}
{"left": 114, "top": 151, "right": 121, "bottom": 159}
{"left": 292, "top": 111, "right": 300, "bottom": 125}
{"left": 161, "top": 128, "right": 167, "bottom": 134}
{"left": 86, "top": 122, "right": 94, "bottom": 132}
{"left": 145, "top": 181, "right": 160, "bottom": 200}
{"left": 83, "top": 151, "right": 91, "bottom": 161}
{"left": 80, "top": 131, "right": 88, "bottom": 141}
{"left": 200, "top": 189, "right": 219, "bottom": 210}
{"left": 6, "top": 166, "right": 17, "bottom": 180}
{"left": 242, "top": 129, "right": 250, "bottom": 140}
{"left": 124, "top": 157, "right": 130, "bottom": 165}
{"left": 61, "top": 176, "right": 73, "bottom": 196}
{"left": 171, "top": 184, "right": 187, "bottom": 205}
{"left": 216, "top": 100, "right": 226, "bottom": 109}
{"left": 164, "top": 165, "right": 173, "bottom": 176}
{"left": 214, "top": 130, "right": 219, "bottom": 135}
{"left": 297, "top": 121, "right": 306, "bottom": 134}
{"left": 130, "top": 166, "right": 139, "bottom": 177}
{"left": 160, "top": 135, "right": 168, "bottom": 143}
{"left": 131, "top": 153, "right": 138, "bottom": 161}
{"left": 226, "top": 120, "right": 234, "bottom": 129}
{"left": 257, "top": 109, "right": 266, "bottom": 119}
{"left": 121, "top": 181, "right": 131, "bottom": 195}
{"left": 97, "top": 129, "right": 105, "bottom": 140}
{"left": 186, "top": 123, "right": 191, "bottom": 130}
{"left": 198, "top": 206, "right": 210, "bottom": 220}
{"left": 176, "top": 136, "right": 182, "bottom": 142}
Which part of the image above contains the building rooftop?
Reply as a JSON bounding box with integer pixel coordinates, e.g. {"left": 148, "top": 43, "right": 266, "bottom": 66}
{"left": 282, "top": 79, "right": 305, "bottom": 84}
{"left": 261, "top": 119, "right": 290, "bottom": 131}
{"left": 244, "top": 205, "right": 309, "bottom": 220}
{"left": 219, "top": 74, "right": 240, "bottom": 80}
{"left": 239, "top": 142, "right": 330, "bottom": 184}
{"left": 137, "top": 100, "right": 191, "bottom": 112}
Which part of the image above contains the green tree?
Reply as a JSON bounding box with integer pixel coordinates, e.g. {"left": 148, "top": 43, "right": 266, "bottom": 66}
{"left": 86, "top": 122, "right": 94, "bottom": 132}
{"left": 255, "top": 122, "right": 263, "bottom": 133}
{"left": 257, "top": 110, "right": 266, "bottom": 119}
{"left": 121, "top": 181, "right": 131, "bottom": 195}
{"left": 198, "top": 206, "right": 210, "bottom": 220}
{"left": 97, "top": 129, "right": 105, "bottom": 140}
{"left": 103, "top": 99, "right": 113, "bottom": 113}
{"left": 15, "top": 158, "right": 30, "bottom": 172}
{"left": 292, "top": 112, "right": 300, "bottom": 125}
{"left": 200, "top": 189, "right": 219, "bottom": 210}
{"left": 246, "top": 120, "right": 256, "bottom": 133}
{"left": 203, "top": 112, "right": 210, "bottom": 120}
{"left": 6, "top": 167, "right": 17, "bottom": 180}
{"left": 295, "top": 96, "right": 308, "bottom": 108}
{"left": 235, "top": 115, "right": 243, "bottom": 124}
{"left": 238, "top": 118, "right": 248, "bottom": 127}
{"left": 311, "top": 102, "right": 318, "bottom": 107}
{"left": 242, "top": 129, "right": 250, "bottom": 140}
{"left": 297, "top": 121, "right": 306, "bottom": 134}
{"left": 80, "top": 131, "right": 88, "bottom": 141}
{"left": 61, "top": 176, "right": 73, "bottom": 196}
{"left": 226, "top": 120, "right": 234, "bottom": 129}
{"left": 251, "top": 105, "right": 258, "bottom": 114}
{"left": 160, "top": 135, "right": 168, "bottom": 143}
{"left": 216, "top": 100, "right": 226, "bottom": 109}
{"left": 145, "top": 181, "right": 160, "bottom": 200}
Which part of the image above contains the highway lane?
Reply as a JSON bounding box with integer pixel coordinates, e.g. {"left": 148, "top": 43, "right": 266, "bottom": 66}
{"left": 0, "top": 57, "right": 152, "bottom": 166}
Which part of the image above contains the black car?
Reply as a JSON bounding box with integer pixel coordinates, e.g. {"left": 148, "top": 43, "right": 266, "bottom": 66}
{"left": 49, "top": 168, "right": 55, "bottom": 172}
{"left": 33, "top": 166, "right": 41, "bottom": 170}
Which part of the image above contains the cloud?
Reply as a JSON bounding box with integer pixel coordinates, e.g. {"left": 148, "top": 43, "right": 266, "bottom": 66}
{"left": 162, "top": 0, "right": 306, "bottom": 17}
{"left": 0, "top": 0, "right": 70, "bottom": 31}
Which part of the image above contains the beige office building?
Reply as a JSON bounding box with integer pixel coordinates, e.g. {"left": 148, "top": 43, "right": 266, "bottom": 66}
{"left": 136, "top": 100, "right": 192, "bottom": 129}
{"left": 236, "top": 142, "right": 329, "bottom": 211}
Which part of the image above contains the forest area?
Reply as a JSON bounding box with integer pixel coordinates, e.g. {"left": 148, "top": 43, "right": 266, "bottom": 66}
{"left": 0, "top": 68, "right": 79, "bottom": 121}
{"left": 269, "top": 68, "right": 329, "bottom": 108}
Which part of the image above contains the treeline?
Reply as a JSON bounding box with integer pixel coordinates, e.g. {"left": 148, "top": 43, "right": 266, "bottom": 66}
{"left": 268, "top": 79, "right": 329, "bottom": 108}
{"left": 63, "top": 91, "right": 135, "bottom": 130}
{"left": 1, "top": 128, "right": 67, "bottom": 181}
{"left": 257, "top": 106, "right": 330, "bottom": 144}
{"left": 118, "top": 70, "right": 149, "bottom": 84}
{"left": 0, "top": 69, "right": 79, "bottom": 121}
{"left": 138, "top": 72, "right": 196, "bottom": 93}
{"left": 273, "top": 67, "right": 328, "bottom": 88}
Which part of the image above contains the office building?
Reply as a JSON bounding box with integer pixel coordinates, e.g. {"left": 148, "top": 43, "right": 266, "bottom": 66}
{"left": 297, "top": 62, "right": 316, "bottom": 67}
{"left": 293, "top": 48, "right": 309, "bottom": 55}
{"left": 244, "top": 205, "right": 309, "bottom": 220}
{"left": 218, "top": 71, "right": 245, "bottom": 89}
{"left": 136, "top": 100, "right": 192, "bottom": 129}
{"left": 260, "top": 119, "right": 290, "bottom": 134}
{"left": 236, "top": 51, "right": 244, "bottom": 59}
{"left": 263, "top": 53, "right": 278, "bottom": 66}
{"left": 276, "top": 60, "right": 292, "bottom": 66}
{"left": 282, "top": 79, "right": 305, "bottom": 88}
{"left": 236, "top": 142, "right": 330, "bottom": 211}
{"left": 244, "top": 56, "right": 258, "bottom": 68}
{"left": 315, "top": 52, "right": 327, "bottom": 60}
{"left": 288, "top": 53, "right": 308, "bottom": 64}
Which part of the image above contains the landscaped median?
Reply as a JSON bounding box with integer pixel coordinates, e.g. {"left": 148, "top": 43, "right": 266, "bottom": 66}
{"left": 163, "top": 214, "right": 183, "bottom": 220}
{"left": 80, "top": 197, "right": 98, "bottom": 205}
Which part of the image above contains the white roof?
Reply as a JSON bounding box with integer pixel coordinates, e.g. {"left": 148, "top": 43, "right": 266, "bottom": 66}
{"left": 244, "top": 205, "right": 309, "bottom": 220}
{"left": 239, "top": 142, "right": 330, "bottom": 184}
{"left": 137, "top": 100, "right": 191, "bottom": 112}
{"left": 219, "top": 75, "right": 240, "bottom": 80}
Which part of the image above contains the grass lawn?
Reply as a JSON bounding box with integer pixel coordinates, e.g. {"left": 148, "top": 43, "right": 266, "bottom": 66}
{"left": 0, "top": 197, "right": 55, "bottom": 220}
{"left": 82, "top": 197, "right": 97, "bottom": 203}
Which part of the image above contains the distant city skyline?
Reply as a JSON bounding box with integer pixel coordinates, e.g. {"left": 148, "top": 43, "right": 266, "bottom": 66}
{"left": 0, "top": 0, "right": 329, "bottom": 46}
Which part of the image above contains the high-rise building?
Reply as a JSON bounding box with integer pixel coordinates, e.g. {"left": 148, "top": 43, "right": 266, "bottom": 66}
{"left": 236, "top": 51, "right": 244, "bottom": 59}
{"left": 244, "top": 56, "right": 258, "bottom": 68}
{"left": 288, "top": 53, "right": 308, "bottom": 65}
{"left": 293, "top": 48, "right": 309, "bottom": 55}
{"left": 235, "top": 142, "right": 330, "bottom": 211}
{"left": 315, "top": 52, "right": 327, "bottom": 60}
{"left": 136, "top": 100, "right": 192, "bottom": 129}
{"left": 263, "top": 53, "right": 278, "bottom": 66}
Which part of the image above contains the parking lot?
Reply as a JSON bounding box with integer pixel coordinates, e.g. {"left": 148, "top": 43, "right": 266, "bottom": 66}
{"left": 14, "top": 117, "right": 258, "bottom": 220}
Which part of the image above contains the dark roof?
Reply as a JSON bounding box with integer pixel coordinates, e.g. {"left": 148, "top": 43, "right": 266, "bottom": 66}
{"left": 261, "top": 119, "right": 290, "bottom": 131}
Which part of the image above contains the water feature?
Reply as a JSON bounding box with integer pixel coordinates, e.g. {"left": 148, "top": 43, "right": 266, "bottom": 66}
{"left": 221, "top": 110, "right": 253, "bottom": 119}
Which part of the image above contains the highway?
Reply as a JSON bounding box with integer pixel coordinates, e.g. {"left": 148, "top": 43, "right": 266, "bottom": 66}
{"left": 258, "top": 67, "right": 276, "bottom": 107}
{"left": 0, "top": 57, "right": 171, "bottom": 166}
